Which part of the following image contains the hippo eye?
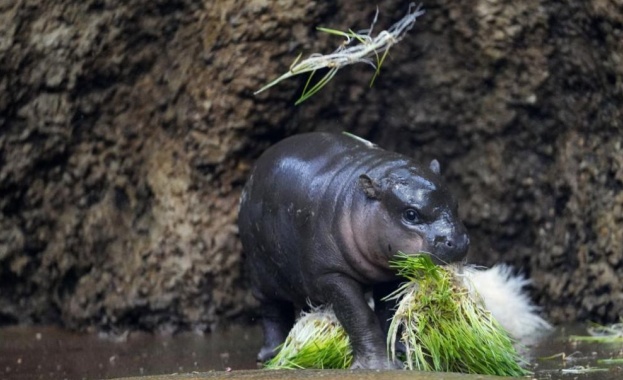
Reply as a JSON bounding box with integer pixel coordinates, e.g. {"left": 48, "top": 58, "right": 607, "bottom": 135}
{"left": 403, "top": 208, "right": 420, "bottom": 223}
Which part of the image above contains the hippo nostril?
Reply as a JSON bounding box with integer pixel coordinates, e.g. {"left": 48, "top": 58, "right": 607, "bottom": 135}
{"left": 446, "top": 241, "right": 454, "bottom": 248}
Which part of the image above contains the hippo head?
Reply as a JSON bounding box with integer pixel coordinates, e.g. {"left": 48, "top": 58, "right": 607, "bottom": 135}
{"left": 357, "top": 160, "right": 469, "bottom": 266}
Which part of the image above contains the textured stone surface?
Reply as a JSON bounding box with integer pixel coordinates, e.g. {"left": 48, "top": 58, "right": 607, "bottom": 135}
{"left": 0, "top": 0, "right": 621, "bottom": 329}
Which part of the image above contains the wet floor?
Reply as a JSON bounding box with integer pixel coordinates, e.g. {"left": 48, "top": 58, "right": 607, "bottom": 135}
{"left": 0, "top": 323, "right": 621, "bottom": 380}
{"left": 527, "top": 324, "right": 622, "bottom": 380}
{"left": 0, "top": 324, "right": 262, "bottom": 380}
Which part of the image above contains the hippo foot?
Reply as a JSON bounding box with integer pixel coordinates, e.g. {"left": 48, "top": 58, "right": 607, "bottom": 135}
{"left": 393, "top": 340, "right": 407, "bottom": 356}
{"left": 256, "top": 345, "right": 279, "bottom": 363}
{"left": 350, "top": 355, "right": 402, "bottom": 370}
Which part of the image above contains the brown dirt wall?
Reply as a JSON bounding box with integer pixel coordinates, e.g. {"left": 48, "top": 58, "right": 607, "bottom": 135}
{"left": 0, "top": 0, "right": 621, "bottom": 330}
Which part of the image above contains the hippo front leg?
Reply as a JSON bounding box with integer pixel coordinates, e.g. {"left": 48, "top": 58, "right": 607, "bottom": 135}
{"left": 318, "top": 274, "right": 399, "bottom": 370}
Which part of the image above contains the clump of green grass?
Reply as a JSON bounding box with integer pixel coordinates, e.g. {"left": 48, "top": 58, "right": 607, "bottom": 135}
{"left": 386, "top": 253, "right": 529, "bottom": 376}
{"left": 264, "top": 308, "right": 352, "bottom": 369}
{"left": 265, "top": 254, "right": 530, "bottom": 376}
{"left": 254, "top": 3, "right": 425, "bottom": 105}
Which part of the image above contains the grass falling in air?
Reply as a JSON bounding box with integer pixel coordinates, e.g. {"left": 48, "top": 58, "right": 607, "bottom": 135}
{"left": 254, "top": 4, "right": 425, "bottom": 105}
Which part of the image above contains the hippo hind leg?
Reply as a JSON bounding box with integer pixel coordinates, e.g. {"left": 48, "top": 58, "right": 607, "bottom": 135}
{"left": 257, "top": 299, "right": 295, "bottom": 363}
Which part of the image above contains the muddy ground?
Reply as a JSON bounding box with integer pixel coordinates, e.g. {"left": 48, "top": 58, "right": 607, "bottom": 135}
{"left": 0, "top": 0, "right": 622, "bottom": 331}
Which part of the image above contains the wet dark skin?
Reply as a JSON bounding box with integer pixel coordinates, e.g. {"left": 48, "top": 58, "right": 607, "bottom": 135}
{"left": 238, "top": 132, "right": 469, "bottom": 369}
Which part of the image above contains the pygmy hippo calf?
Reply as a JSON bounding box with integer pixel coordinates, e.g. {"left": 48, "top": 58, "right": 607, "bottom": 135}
{"left": 238, "top": 132, "right": 469, "bottom": 369}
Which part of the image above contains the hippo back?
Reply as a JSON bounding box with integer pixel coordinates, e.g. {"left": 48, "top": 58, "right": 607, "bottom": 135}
{"left": 238, "top": 132, "right": 468, "bottom": 305}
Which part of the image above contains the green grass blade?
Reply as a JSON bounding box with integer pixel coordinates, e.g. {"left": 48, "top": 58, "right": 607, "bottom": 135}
{"left": 295, "top": 67, "right": 338, "bottom": 105}
{"left": 369, "top": 47, "right": 391, "bottom": 87}
{"left": 348, "top": 29, "right": 369, "bottom": 45}
{"left": 316, "top": 27, "right": 352, "bottom": 39}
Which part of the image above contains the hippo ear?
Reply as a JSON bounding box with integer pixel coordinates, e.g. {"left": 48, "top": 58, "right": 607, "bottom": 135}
{"left": 429, "top": 159, "right": 441, "bottom": 175}
{"left": 358, "top": 174, "right": 381, "bottom": 200}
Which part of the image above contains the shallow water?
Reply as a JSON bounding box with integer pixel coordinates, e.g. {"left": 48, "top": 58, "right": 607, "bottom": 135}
{"left": 0, "top": 324, "right": 621, "bottom": 380}
{"left": 528, "top": 324, "right": 622, "bottom": 380}
{"left": 0, "top": 324, "right": 262, "bottom": 380}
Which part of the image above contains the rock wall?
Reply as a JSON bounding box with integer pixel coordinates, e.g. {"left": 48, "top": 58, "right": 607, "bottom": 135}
{"left": 0, "top": 0, "right": 621, "bottom": 329}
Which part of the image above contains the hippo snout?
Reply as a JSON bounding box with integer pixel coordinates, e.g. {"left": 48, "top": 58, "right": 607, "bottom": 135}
{"left": 434, "top": 231, "right": 469, "bottom": 263}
